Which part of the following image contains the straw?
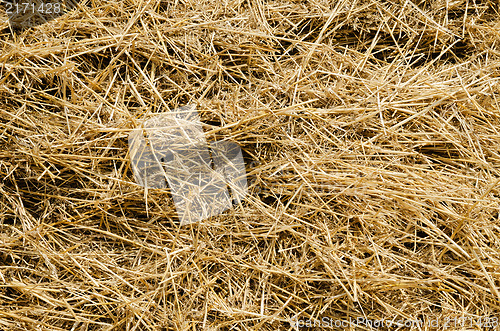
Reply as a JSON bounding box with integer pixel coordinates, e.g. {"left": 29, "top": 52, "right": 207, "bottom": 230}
{"left": 0, "top": 0, "right": 500, "bottom": 329}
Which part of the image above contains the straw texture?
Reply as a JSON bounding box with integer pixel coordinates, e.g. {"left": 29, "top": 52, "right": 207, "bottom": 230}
{"left": 1, "top": 0, "right": 500, "bottom": 329}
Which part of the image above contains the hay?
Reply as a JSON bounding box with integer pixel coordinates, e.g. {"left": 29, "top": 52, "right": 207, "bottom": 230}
{"left": 1, "top": 0, "right": 500, "bottom": 329}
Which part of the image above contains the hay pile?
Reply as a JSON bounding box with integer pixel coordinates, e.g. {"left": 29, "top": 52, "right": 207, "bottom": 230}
{"left": 1, "top": 0, "right": 500, "bottom": 329}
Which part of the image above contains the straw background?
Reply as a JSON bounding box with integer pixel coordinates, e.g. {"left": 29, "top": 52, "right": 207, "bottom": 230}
{"left": 1, "top": 0, "right": 500, "bottom": 330}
